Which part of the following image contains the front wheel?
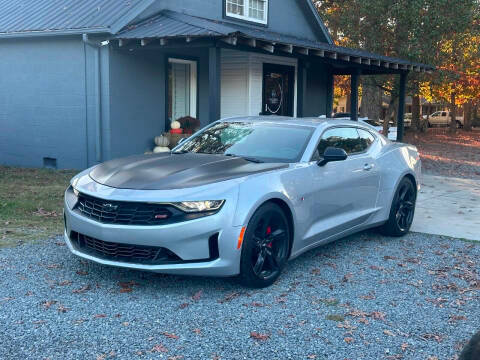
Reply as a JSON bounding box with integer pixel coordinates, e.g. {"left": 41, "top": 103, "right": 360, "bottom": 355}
{"left": 380, "top": 177, "right": 417, "bottom": 237}
{"left": 238, "top": 203, "right": 290, "bottom": 288}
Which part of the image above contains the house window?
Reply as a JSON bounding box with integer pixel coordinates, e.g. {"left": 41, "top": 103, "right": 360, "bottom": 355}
{"left": 168, "top": 58, "right": 197, "bottom": 123}
{"left": 226, "top": 0, "right": 268, "bottom": 24}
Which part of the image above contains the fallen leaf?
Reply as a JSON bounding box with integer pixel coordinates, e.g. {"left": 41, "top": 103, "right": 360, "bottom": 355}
{"left": 344, "top": 337, "right": 354, "bottom": 344}
{"left": 192, "top": 290, "right": 203, "bottom": 301}
{"left": 161, "top": 332, "right": 179, "bottom": 340}
{"left": 72, "top": 285, "right": 91, "bottom": 294}
{"left": 151, "top": 344, "right": 168, "bottom": 353}
{"left": 179, "top": 303, "right": 189, "bottom": 309}
{"left": 250, "top": 332, "right": 270, "bottom": 341}
{"left": 76, "top": 270, "right": 88, "bottom": 276}
{"left": 58, "top": 280, "right": 72, "bottom": 286}
{"left": 401, "top": 343, "right": 409, "bottom": 352}
{"left": 94, "top": 314, "right": 107, "bottom": 318}
{"left": 57, "top": 305, "right": 70, "bottom": 313}
{"left": 383, "top": 329, "right": 395, "bottom": 337}
{"left": 42, "top": 300, "right": 57, "bottom": 309}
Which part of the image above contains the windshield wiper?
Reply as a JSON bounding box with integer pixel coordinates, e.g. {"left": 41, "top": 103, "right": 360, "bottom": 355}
{"left": 171, "top": 149, "right": 190, "bottom": 154}
{"left": 224, "top": 153, "right": 264, "bottom": 163}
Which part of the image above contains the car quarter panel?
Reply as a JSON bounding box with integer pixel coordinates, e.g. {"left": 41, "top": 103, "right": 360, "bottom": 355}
{"left": 368, "top": 143, "right": 421, "bottom": 224}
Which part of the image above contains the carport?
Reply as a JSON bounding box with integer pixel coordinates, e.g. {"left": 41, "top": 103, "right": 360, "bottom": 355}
{"left": 113, "top": 11, "right": 433, "bottom": 141}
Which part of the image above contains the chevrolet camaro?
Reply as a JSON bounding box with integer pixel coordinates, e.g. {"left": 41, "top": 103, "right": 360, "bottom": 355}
{"left": 64, "top": 117, "right": 421, "bottom": 288}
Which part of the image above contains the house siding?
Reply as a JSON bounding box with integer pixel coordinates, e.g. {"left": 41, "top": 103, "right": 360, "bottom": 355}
{"left": 137, "top": 0, "right": 327, "bottom": 42}
{"left": 0, "top": 37, "right": 88, "bottom": 169}
{"left": 220, "top": 49, "right": 298, "bottom": 118}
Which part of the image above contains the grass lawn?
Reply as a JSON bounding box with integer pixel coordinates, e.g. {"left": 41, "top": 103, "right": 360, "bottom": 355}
{"left": 0, "top": 166, "right": 77, "bottom": 247}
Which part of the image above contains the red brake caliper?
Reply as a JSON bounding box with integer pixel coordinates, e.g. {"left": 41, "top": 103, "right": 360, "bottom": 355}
{"left": 266, "top": 226, "right": 273, "bottom": 248}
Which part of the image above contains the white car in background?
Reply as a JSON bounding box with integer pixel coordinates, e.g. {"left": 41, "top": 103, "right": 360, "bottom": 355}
{"left": 423, "top": 111, "right": 464, "bottom": 128}
{"left": 360, "top": 119, "right": 398, "bottom": 141}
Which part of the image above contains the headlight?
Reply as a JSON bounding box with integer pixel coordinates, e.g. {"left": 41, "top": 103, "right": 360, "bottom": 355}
{"left": 172, "top": 200, "right": 225, "bottom": 213}
{"left": 72, "top": 178, "right": 80, "bottom": 197}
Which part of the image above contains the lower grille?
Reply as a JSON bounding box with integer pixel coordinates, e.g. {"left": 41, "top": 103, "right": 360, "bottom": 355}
{"left": 70, "top": 232, "right": 182, "bottom": 265}
{"left": 69, "top": 232, "right": 220, "bottom": 265}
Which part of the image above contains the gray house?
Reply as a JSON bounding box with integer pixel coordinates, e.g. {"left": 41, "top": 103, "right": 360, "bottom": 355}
{"left": 0, "top": 0, "right": 432, "bottom": 170}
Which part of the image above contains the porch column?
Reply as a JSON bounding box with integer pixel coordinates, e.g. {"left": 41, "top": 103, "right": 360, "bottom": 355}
{"left": 209, "top": 47, "right": 221, "bottom": 122}
{"left": 397, "top": 72, "right": 408, "bottom": 142}
{"left": 350, "top": 70, "right": 360, "bottom": 121}
{"left": 297, "top": 60, "right": 307, "bottom": 117}
{"left": 326, "top": 72, "right": 334, "bottom": 117}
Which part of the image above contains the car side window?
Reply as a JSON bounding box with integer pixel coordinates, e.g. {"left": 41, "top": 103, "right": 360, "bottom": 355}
{"left": 442, "top": 112, "right": 447, "bottom": 117}
{"left": 357, "top": 129, "right": 376, "bottom": 152}
{"left": 313, "top": 127, "right": 362, "bottom": 161}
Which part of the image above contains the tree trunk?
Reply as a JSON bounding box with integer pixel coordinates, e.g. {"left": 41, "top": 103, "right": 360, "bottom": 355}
{"left": 360, "top": 77, "right": 382, "bottom": 120}
{"left": 449, "top": 92, "right": 457, "bottom": 134}
{"left": 384, "top": 97, "right": 398, "bottom": 135}
{"left": 464, "top": 100, "right": 473, "bottom": 131}
{"left": 346, "top": 93, "right": 352, "bottom": 114}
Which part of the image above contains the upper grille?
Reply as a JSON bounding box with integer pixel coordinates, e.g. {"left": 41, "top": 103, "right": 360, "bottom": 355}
{"left": 75, "top": 193, "right": 180, "bottom": 226}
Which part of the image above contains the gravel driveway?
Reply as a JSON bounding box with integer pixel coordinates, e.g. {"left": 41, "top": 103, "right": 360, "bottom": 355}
{"left": 0, "top": 232, "right": 478, "bottom": 360}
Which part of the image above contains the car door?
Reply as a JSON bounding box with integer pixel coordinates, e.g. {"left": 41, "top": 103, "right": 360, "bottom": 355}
{"left": 302, "top": 127, "right": 380, "bottom": 245}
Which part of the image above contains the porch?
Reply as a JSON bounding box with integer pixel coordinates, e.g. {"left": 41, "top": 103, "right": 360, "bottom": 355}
{"left": 105, "top": 10, "right": 432, "bottom": 159}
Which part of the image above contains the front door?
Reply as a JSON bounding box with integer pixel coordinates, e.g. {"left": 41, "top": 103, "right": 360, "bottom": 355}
{"left": 262, "top": 64, "right": 295, "bottom": 116}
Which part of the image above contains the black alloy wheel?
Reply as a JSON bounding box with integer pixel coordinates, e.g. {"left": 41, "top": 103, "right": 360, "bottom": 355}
{"left": 380, "top": 177, "right": 417, "bottom": 237}
{"left": 238, "top": 203, "right": 290, "bottom": 288}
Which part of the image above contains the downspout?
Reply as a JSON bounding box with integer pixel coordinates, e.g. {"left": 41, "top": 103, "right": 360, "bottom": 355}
{"left": 82, "top": 34, "right": 109, "bottom": 163}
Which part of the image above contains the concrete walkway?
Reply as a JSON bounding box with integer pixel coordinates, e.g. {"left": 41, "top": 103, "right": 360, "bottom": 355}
{"left": 411, "top": 175, "right": 480, "bottom": 241}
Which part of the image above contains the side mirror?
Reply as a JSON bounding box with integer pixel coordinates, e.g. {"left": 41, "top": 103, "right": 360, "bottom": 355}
{"left": 317, "top": 147, "right": 348, "bottom": 167}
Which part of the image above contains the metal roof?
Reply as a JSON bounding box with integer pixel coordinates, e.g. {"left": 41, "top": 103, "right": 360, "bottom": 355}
{"left": 118, "top": 13, "right": 225, "bottom": 39}
{"left": 0, "top": 0, "right": 153, "bottom": 36}
{"left": 116, "top": 10, "right": 434, "bottom": 72}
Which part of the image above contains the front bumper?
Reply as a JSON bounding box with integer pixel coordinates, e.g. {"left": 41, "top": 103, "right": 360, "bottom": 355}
{"left": 63, "top": 188, "right": 243, "bottom": 277}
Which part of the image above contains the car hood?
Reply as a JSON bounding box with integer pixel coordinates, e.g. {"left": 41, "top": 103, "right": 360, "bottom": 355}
{"left": 89, "top": 153, "right": 288, "bottom": 190}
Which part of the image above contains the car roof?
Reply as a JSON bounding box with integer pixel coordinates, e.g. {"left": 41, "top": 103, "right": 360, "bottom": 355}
{"left": 220, "top": 116, "right": 372, "bottom": 129}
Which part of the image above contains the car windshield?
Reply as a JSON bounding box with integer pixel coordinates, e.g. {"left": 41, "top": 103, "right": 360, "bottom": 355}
{"left": 174, "top": 121, "right": 314, "bottom": 163}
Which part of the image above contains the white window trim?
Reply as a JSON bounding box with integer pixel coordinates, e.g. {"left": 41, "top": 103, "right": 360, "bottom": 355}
{"left": 225, "top": 0, "right": 268, "bottom": 25}
{"left": 168, "top": 58, "right": 197, "bottom": 119}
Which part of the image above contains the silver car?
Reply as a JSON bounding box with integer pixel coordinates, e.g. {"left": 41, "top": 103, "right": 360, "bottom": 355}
{"left": 64, "top": 117, "right": 421, "bottom": 288}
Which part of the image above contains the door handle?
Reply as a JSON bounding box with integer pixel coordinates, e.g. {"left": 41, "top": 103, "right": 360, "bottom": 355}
{"left": 363, "top": 164, "right": 374, "bottom": 171}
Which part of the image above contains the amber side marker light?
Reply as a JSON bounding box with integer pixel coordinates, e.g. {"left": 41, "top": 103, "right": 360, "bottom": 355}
{"left": 237, "top": 227, "right": 246, "bottom": 250}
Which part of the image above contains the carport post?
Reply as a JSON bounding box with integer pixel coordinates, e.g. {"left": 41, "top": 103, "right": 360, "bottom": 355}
{"left": 350, "top": 70, "right": 360, "bottom": 121}
{"left": 326, "top": 72, "right": 334, "bottom": 118}
{"left": 397, "top": 72, "right": 408, "bottom": 142}
{"left": 209, "top": 47, "right": 221, "bottom": 122}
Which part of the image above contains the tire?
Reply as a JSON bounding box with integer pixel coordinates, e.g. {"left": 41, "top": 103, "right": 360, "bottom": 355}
{"left": 238, "top": 202, "right": 291, "bottom": 288}
{"left": 427, "top": 121, "right": 432, "bottom": 128}
{"left": 380, "top": 177, "right": 417, "bottom": 237}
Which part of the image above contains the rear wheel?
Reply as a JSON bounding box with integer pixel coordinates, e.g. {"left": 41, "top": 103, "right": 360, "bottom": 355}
{"left": 238, "top": 203, "right": 290, "bottom": 288}
{"left": 380, "top": 177, "right": 416, "bottom": 237}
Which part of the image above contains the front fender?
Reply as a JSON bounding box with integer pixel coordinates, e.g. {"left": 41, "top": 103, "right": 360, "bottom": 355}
{"left": 232, "top": 171, "right": 297, "bottom": 229}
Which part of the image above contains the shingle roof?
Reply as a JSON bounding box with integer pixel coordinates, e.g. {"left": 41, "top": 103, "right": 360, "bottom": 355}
{"left": 0, "top": 0, "right": 153, "bottom": 36}
{"left": 116, "top": 10, "right": 434, "bottom": 72}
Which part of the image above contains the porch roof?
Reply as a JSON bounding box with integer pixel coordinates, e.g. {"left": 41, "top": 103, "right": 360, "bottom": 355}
{"left": 115, "top": 10, "right": 434, "bottom": 74}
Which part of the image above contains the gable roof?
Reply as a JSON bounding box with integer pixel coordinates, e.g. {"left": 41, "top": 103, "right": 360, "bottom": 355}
{"left": 0, "top": 0, "right": 154, "bottom": 37}
{"left": 116, "top": 10, "right": 433, "bottom": 72}
{"left": 302, "top": 0, "right": 333, "bottom": 45}
{"left": 0, "top": 0, "right": 333, "bottom": 44}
